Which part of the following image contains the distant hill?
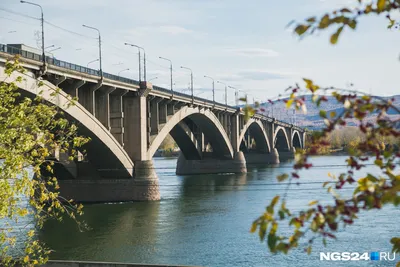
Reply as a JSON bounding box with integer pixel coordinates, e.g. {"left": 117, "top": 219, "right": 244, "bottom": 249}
{"left": 249, "top": 94, "right": 400, "bottom": 130}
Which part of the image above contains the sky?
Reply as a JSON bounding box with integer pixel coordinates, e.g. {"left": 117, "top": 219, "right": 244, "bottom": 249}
{"left": 0, "top": 0, "right": 400, "bottom": 105}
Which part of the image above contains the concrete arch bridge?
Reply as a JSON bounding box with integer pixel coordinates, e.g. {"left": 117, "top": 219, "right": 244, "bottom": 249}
{"left": 0, "top": 49, "right": 305, "bottom": 202}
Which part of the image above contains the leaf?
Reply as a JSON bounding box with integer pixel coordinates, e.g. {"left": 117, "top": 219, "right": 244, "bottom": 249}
{"left": 286, "top": 99, "right": 294, "bottom": 109}
{"left": 271, "top": 196, "right": 280, "bottom": 208}
{"left": 308, "top": 200, "right": 318, "bottom": 206}
{"left": 268, "top": 233, "right": 278, "bottom": 251}
{"left": 330, "top": 26, "right": 344, "bottom": 44}
{"left": 250, "top": 223, "right": 257, "bottom": 233}
{"left": 319, "top": 110, "right": 327, "bottom": 118}
{"left": 306, "top": 246, "right": 312, "bottom": 255}
{"left": 277, "top": 173, "right": 289, "bottom": 182}
{"left": 377, "top": 0, "right": 385, "bottom": 11}
{"left": 294, "top": 24, "right": 311, "bottom": 36}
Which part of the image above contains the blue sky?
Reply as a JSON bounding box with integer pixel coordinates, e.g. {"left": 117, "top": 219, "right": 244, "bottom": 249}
{"left": 0, "top": 0, "right": 399, "bottom": 105}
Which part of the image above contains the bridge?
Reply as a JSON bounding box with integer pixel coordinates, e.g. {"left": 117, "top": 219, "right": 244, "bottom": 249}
{"left": 0, "top": 44, "right": 305, "bottom": 202}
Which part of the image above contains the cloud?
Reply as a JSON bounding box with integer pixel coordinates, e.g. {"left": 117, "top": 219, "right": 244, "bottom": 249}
{"left": 158, "top": 26, "right": 193, "bottom": 35}
{"left": 227, "top": 48, "right": 280, "bottom": 57}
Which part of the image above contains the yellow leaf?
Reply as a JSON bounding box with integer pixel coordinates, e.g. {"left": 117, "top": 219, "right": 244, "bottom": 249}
{"left": 377, "top": 0, "right": 385, "bottom": 11}
{"left": 250, "top": 223, "right": 257, "bottom": 233}
{"left": 23, "top": 255, "right": 29, "bottom": 263}
{"left": 308, "top": 200, "right": 318, "bottom": 206}
{"left": 271, "top": 196, "right": 280, "bottom": 207}
{"left": 286, "top": 99, "right": 294, "bottom": 109}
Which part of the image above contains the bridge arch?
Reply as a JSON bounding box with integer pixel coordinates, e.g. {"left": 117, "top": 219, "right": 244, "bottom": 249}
{"left": 148, "top": 106, "right": 234, "bottom": 159}
{"left": 238, "top": 119, "right": 271, "bottom": 153}
{"left": 274, "top": 126, "right": 290, "bottom": 151}
{"left": 292, "top": 130, "right": 302, "bottom": 149}
{"left": 1, "top": 66, "right": 134, "bottom": 178}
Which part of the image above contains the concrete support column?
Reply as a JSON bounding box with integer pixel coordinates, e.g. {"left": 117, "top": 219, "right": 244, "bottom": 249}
{"left": 110, "top": 90, "right": 127, "bottom": 146}
{"left": 63, "top": 80, "right": 85, "bottom": 98}
{"left": 123, "top": 94, "right": 148, "bottom": 161}
{"left": 90, "top": 83, "right": 103, "bottom": 116}
{"left": 230, "top": 113, "right": 240, "bottom": 152}
{"left": 159, "top": 100, "right": 168, "bottom": 124}
{"left": 95, "top": 86, "right": 116, "bottom": 130}
{"left": 167, "top": 102, "right": 175, "bottom": 116}
{"left": 150, "top": 98, "right": 162, "bottom": 135}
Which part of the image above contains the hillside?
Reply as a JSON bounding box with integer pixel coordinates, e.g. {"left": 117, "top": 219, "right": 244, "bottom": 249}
{"left": 252, "top": 95, "right": 400, "bottom": 130}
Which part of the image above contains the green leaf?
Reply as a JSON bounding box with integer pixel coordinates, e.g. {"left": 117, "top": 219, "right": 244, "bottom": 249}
{"left": 330, "top": 26, "right": 344, "bottom": 44}
{"left": 319, "top": 110, "right": 327, "bottom": 118}
{"left": 294, "top": 24, "right": 310, "bottom": 35}
{"left": 268, "top": 233, "right": 278, "bottom": 251}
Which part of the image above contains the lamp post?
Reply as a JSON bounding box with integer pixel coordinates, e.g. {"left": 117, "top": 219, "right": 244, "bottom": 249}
{"left": 125, "top": 43, "right": 146, "bottom": 81}
{"left": 87, "top": 59, "right": 99, "bottom": 68}
{"left": 118, "top": 68, "right": 130, "bottom": 76}
{"left": 159, "top": 56, "right": 173, "bottom": 94}
{"left": 228, "top": 85, "right": 239, "bottom": 106}
{"left": 148, "top": 76, "right": 158, "bottom": 82}
{"left": 48, "top": 46, "right": 61, "bottom": 52}
{"left": 20, "top": 1, "right": 45, "bottom": 69}
{"left": 82, "top": 24, "right": 103, "bottom": 79}
{"left": 204, "top": 75, "right": 215, "bottom": 104}
{"left": 217, "top": 81, "right": 228, "bottom": 106}
{"left": 44, "top": 44, "right": 55, "bottom": 50}
{"left": 180, "top": 66, "right": 194, "bottom": 105}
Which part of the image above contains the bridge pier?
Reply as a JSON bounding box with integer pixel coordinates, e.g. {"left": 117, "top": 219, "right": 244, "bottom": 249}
{"left": 132, "top": 160, "right": 160, "bottom": 201}
{"left": 244, "top": 148, "right": 280, "bottom": 165}
{"left": 278, "top": 147, "right": 296, "bottom": 161}
{"left": 176, "top": 151, "right": 247, "bottom": 175}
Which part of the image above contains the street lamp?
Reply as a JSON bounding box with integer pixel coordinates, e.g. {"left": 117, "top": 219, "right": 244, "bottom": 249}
{"left": 47, "top": 47, "right": 61, "bottom": 54}
{"left": 20, "top": 1, "right": 45, "bottom": 68}
{"left": 180, "top": 66, "right": 194, "bottom": 105}
{"left": 118, "top": 68, "right": 130, "bottom": 76}
{"left": 87, "top": 59, "right": 99, "bottom": 68}
{"left": 159, "top": 56, "right": 173, "bottom": 94}
{"left": 217, "top": 81, "right": 228, "bottom": 106}
{"left": 148, "top": 76, "right": 158, "bottom": 82}
{"left": 228, "top": 85, "right": 239, "bottom": 106}
{"left": 204, "top": 75, "right": 215, "bottom": 104}
{"left": 125, "top": 43, "right": 146, "bottom": 81}
{"left": 82, "top": 24, "right": 103, "bottom": 79}
{"left": 44, "top": 44, "right": 55, "bottom": 50}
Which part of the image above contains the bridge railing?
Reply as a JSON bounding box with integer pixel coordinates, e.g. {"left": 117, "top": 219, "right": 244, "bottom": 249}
{"left": 0, "top": 43, "right": 303, "bottom": 131}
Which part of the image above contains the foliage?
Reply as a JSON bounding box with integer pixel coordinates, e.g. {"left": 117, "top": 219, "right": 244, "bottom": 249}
{"left": 249, "top": 0, "right": 400, "bottom": 264}
{"left": 159, "top": 134, "right": 177, "bottom": 151}
{"left": 0, "top": 58, "right": 89, "bottom": 266}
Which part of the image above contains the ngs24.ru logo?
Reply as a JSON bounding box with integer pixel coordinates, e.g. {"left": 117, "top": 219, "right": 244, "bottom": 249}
{"left": 320, "top": 252, "right": 396, "bottom": 261}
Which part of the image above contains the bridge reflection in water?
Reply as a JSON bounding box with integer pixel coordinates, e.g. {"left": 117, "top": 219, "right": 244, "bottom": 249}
{"left": 0, "top": 44, "right": 305, "bottom": 202}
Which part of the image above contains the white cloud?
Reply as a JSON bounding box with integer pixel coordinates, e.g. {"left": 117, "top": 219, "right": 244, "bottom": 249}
{"left": 227, "top": 48, "right": 280, "bottom": 57}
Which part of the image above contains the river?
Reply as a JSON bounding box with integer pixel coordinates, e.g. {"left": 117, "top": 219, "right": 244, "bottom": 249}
{"left": 40, "top": 155, "right": 400, "bottom": 267}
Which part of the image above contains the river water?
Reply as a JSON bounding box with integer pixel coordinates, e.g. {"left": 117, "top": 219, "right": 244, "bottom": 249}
{"left": 40, "top": 156, "right": 400, "bottom": 267}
